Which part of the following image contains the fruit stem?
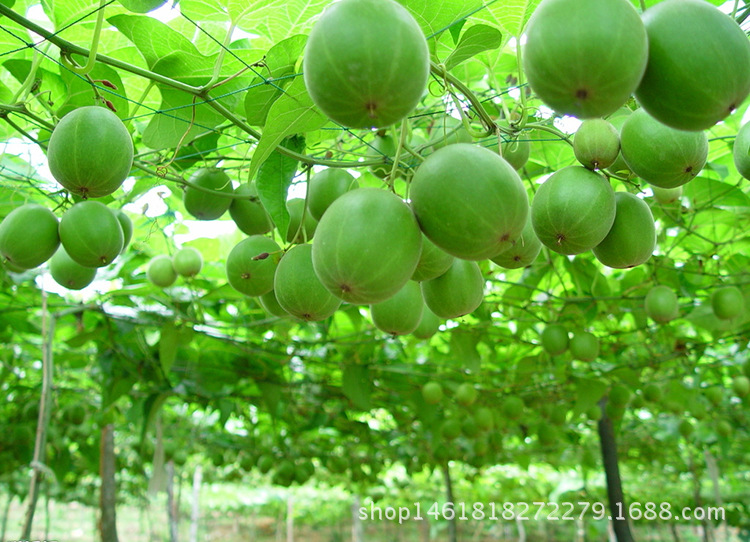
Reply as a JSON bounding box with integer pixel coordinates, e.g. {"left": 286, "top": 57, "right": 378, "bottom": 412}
{"left": 514, "top": 38, "right": 529, "bottom": 130}
{"left": 639, "top": 0, "right": 647, "bottom": 12}
{"left": 387, "top": 120, "right": 409, "bottom": 189}
{"left": 731, "top": 0, "right": 739, "bottom": 19}
{"left": 430, "top": 61, "right": 496, "bottom": 137}
{"left": 10, "top": 42, "right": 49, "bottom": 105}
{"left": 59, "top": 0, "right": 108, "bottom": 76}
{"left": 525, "top": 122, "right": 573, "bottom": 146}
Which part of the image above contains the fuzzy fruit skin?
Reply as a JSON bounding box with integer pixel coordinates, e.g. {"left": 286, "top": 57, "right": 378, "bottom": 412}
{"left": 273, "top": 244, "right": 341, "bottom": 321}
{"left": 411, "top": 235, "right": 454, "bottom": 282}
{"left": 312, "top": 187, "right": 422, "bottom": 304}
{"left": 422, "top": 381, "right": 443, "bottom": 404}
{"left": 540, "top": 324, "right": 569, "bottom": 356}
{"left": 500, "top": 138, "right": 531, "bottom": 170}
{"left": 523, "top": 0, "right": 647, "bottom": 118}
{"left": 569, "top": 331, "right": 599, "bottom": 361}
{"left": 303, "top": 0, "right": 429, "bottom": 129}
{"left": 147, "top": 255, "right": 177, "bottom": 288}
{"left": 531, "top": 166, "right": 615, "bottom": 255}
{"left": 620, "top": 109, "right": 708, "bottom": 189}
{"left": 49, "top": 246, "right": 97, "bottom": 290}
{"left": 47, "top": 106, "right": 133, "bottom": 198}
{"left": 592, "top": 192, "right": 655, "bottom": 269}
{"left": 711, "top": 286, "right": 745, "bottom": 320}
{"left": 421, "top": 259, "right": 484, "bottom": 319}
{"left": 59, "top": 201, "right": 124, "bottom": 268}
{"left": 226, "top": 235, "right": 281, "bottom": 297}
{"left": 183, "top": 168, "right": 233, "bottom": 220}
{"left": 307, "top": 169, "right": 358, "bottom": 221}
{"left": 172, "top": 247, "right": 203, "bottom": 277}
{"left": 652, "top": 186, "right": 682, "bottom": 205}
{"left": 412, "top": 305, "right": 440, "bottom": 339}
{"left": 229, "top": 183, "right": 273, "bottom": 236}
{"left": 645, "top": 285, "right": 679, "bottom": 323}
{"left": 370, "top": 280, "right": 423, "bottom": 335}
{"left": 0, "top": 204, "right": 60, "bottom": 269}
{"left": 733, "top": 122, "right": 750, "bottom": 181}
{"left": 113, "top": 209, "right": 133, "bottom": 253}
{"left": 636, "top": 0, "right": 750, "bottom": 131}
{"left": 258, "top": 290, "right": 289, "bottom": 318}
{"left": 285, "top": 198, "right": 318, "bottom": 243}
{"left": 411, "top": 144, "right": 529, "bottom": 260}
{"left": 491, "top": 214, "right": 541, "bottom": 269}
{"left": 574, "top": 119, "right": 620, "bottom": 170}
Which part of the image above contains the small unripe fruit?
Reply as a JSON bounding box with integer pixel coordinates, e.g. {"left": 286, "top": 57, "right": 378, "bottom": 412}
{"left": 307, "top": 169, "right": 358, "bottom": 220}
{"left": 574, "top": 118, "right": 620, "bottom": 170}
{"left": 569, "top": 331, "right": 599, "bottom": 362}
{"left": 229, "top": 183, "right": 273, "bottom": 236}
{"left": 172, "top": 247, "right": 203, "bottom": 278}
{"left": 455, "top": 383, "right": 478, "bottom": 406}
{"left": 711, "top": 286, "right": 744, "bottom": 320}
{"left": 422, "top": 381, "right": 443, "bottom": 404}
{"left": 540, "top": 324, "right": 569, "bottom": 356}
{"left": 49, "top": 246, "right": 97, "bottom": 290}
{"left": 147, "top": 255, "right": 177, "bottom": 287}
{"left": 183, "top": 168, "right": 233, "bottom": 220}
{"left": 644, "top": 285, "right": 679, "bottom": 323}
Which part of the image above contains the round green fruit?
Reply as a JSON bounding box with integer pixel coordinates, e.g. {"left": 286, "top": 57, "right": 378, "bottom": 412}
{"left": 229, "top": 183, "right": 273, "bottom": 236}
{"left": 620, "top": 109, "right": 708, "bottom": 189}
{"left": 500, "top": 138, "right": 531, "bottom": 170}
{"left": 273, "top": 244, "right": 341, "bottom": 321}
{"left": 307, "top": 169, "right": 358, "bottom": 221}
{"left": 411, "top": 235, "right": 454, "bottom": 282}
{"left": 113, "top": 209, "right": 133, "bottom": 253}
{"left": 226, "top": 235, "right": 281, "bottom": 297}
{"left": 47, "top": 105, "right": 133, "bottom": 198}
{"left": 455, "top": 383, "right": 478, "bottom": 406}
{"left": 370, "top": 280, "right": 423, "bottom": 335}
{"left": 474, "top": 407, "right": 494, "bottom": 431}
{"left": 441, "top": 418, "right": 462, "bottom": 440}
{"left": 258, "top": 290, "right": 289, "bottom": 318}
{"left": 716, "top": 420, "right": 732, "bottom": 438}
{"left": 678, "top": 419, "right": 694, "bottom": 438}
{"left": 59, "top": 201, "right": 124, "bottom": 268}
{"left": 523, "top": 0, "right": 647, "bottom": 118}
{"left": 573, "top": 118, "right": 620, "bottom": 170}
{"left": 652, "top": 186, "right": 682, "bottom": 205}
{"left": 461, "top": 416, "right": 479, "bottom": 438}
{"left": 569, "top": 331, "right": 599, "bottom": 362}
{"left": 422, "top": 381, "right": 443, "bottom": 404}
{"left": 312, "top": 187, "right": 422, "bottom": 304}
{"left": 711, "top": 286, "right": 744, "bottom": 320}
{"left": 0, "top": 203, "right": 60, "bottom": 269}
{"left": 491, "top": 214, "right": 541, "bottom": 269}
{"left": 609, "top": 384, "right": 631, "bottom": 408}
{"left": 303, "top": 0, "right": 429, "bottom": 129}
{"left": 704, "top": 386, "right": 724, "bottom": 406}
{"left": 531, "top": 166, "right": 615, "bottom": 255}
{"left": 410, "top": 143, "right": 529, "bottom": 260}
{"left": 147, "top": 255, "right": 177, "bottom": 288}
{"left": 172, "top": 247, "right": 203, "bottom": 278}
{"left": 734, "top": 122, "right": 750, "bottom": 181}
{"left": 592, "top": 192, "right": 655, "bottom": 269}
{"left": 421, "top": 259, "right": 484, "bottom": 320}
{"left": 183, "top": 168, "right": 233, "bottom": 220}
{"left": 501, "top": 396, "right": 524, "bottom": 420}
{"left": 644, "top": 285, "right": 679, "bottom": 323}
{"left": 285, "top": 198, "right": 318, "bottom": 243}
{"left": 49, "top": 246, "right": 97, "bottom": 290}
{"left": 412, "top": 305, "right": 440, "bottom": 339}
{"left": 540, "top": 324, "right": 569, "bottom": 356}
{"left": 368, "top": 135, "right": 400, "bottom": 179}
{"left": 635, "top": 0, "right": 750, "bottom": 131}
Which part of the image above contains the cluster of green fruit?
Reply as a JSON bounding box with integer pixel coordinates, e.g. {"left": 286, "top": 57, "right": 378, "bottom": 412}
{"left": 0, "top": 200, "right": 132, "bottom": 290}
{"left": 146, "top": 247, "right": 203, "bottom": 287}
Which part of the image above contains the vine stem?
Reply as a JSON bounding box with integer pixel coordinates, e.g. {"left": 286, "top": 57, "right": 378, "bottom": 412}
{"left": 10, "top": 43, "right": 49, "bottom": 104}
{"left": 639, "top": 0, "right": 647, "bottom": 12}
{"left": 60, "top": 0, "right": 108, "bottom": 76}
{"left": 430, "top": 61, "right": 496, "bottom": 137}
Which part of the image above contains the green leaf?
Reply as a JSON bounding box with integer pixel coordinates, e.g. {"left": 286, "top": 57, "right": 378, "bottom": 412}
{"left": 118, "top": 0, "right": 167, "bottom": 12}
{"left": 259, "top": 382, "right": 284, "bottom": 417}
{"left": 401, "top": 0, "right": 483, "bottom": 40}
{"left": 159, "top": 321, "right": 178, "bottom": 375}
{"left": 42, "top": 0, "right": 101, "bottom": 31}
{"left": 473, "top": 0, "right": 542, "bottom": 38}
{"left": 342, "top": 363, "right": 372, "bottom": 410}
{"left": 573, "top": 378, "right": 607, "bottom": 416}
{"left": 445, "top": 24, "right": 502, "bottom": 71}
{"left": 229, "top": 0, "right": 328, "bottom": 42}
{"left": 247, "top": 75, "right": 326, "bottom": 179}
{"left": 244, "top": 34, "right": 307, "bottom": 126}
{"left": 58, "top": 61, "right": 129, "bottom": 119}
{"left": 447, "top": 19, "right": 465, "bottom": 45}
{"left": 683, "top": 177, "right": 750, "bottom": 212}
{"left": 256, "top": 135, "right": 305, "bottom": 242}
{"left": 180, "top": 0, "right": 228, "bottom": 22}
{"left": 108, "top": 14, "right": 212, "bottom": 84}
{"left": 450, "top": 328, "right": 481, "bottom": 373}
{"left": 3, "top": 60, "right": 67, "bottom": 114}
